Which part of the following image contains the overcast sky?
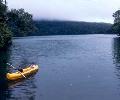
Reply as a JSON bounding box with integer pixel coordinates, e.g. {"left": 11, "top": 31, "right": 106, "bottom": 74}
{"left": 7, "top": 0, "right": 120, "bottom": 23}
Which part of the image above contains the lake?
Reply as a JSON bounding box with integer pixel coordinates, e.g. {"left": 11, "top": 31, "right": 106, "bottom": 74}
{"left": 0, "top": 34, "right": 120, "bottom": 100}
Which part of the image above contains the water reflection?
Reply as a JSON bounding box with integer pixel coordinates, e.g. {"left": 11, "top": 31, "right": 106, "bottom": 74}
{"left": 0, "top": 49, "right": 11, "bottom": 100}
{"left": 8, "top": 77, "right": 37, "bottom": 100}
{"left": 112, "top": 37, "right": 120, "bottom": 78}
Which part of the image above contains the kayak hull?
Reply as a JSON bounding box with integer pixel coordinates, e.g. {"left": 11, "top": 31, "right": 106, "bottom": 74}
{"left": 6, "top": 65, "right": 39, "bottom": 81}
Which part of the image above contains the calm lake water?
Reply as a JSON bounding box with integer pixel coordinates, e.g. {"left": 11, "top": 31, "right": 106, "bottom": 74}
{"left": 1, "top": 34, "right": 120, "bottom": 100}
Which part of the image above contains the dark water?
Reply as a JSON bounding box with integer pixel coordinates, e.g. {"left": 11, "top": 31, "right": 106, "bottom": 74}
{"left": 1, "top": 34, "right": 120, "bottom": 100}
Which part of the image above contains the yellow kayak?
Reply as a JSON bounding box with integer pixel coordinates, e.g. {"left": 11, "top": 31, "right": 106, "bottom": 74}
{"left": 6, "top": 65, "right": 39, "bottom": 81}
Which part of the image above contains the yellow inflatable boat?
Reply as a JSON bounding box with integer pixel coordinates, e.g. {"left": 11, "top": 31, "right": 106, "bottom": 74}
{"left": 6, "top": 65, "right": 39, "bottom": 81}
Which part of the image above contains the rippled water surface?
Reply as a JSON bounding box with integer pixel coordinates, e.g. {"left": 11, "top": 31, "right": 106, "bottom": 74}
{"left": 1, "top": 34, "right": 120, "bottom": 100}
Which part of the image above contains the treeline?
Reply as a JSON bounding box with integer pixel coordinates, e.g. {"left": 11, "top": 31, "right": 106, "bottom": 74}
{"left": 29, "top": 21, "right": 112, "bottom": 36}
{"left": 0, "top": 1, "right": 35, "bottom": 49}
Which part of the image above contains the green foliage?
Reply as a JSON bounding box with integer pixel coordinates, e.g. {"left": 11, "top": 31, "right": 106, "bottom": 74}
{"left": 0, "top": 23, "right": 12, "bottom": 48}
{"left": 112, "top": 10, "right": 120, "bottom": 35}
{"left": 0, "top": 1, "right": 12, "bottom": 49}
{"left": 7, "top": 9, "right": 36, "bottom": 36}
{"left": 0, "top": 1, "right": 7, "bottom": 23}
{"left": 113, "top": 10, "right": 120, "bottom": 23}
{"left": 112, "top": 23, "right": 120, "bottom": 35}
{"left": 0, "top": 1, "right": 35, "bottom": 49}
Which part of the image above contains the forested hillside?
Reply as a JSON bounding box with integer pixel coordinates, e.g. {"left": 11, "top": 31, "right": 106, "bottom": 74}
{"left": 29, "top": 21, "right": 112, "bottom": 36}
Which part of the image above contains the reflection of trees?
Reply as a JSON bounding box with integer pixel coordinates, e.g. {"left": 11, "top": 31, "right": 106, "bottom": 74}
{"left": 113, "top": 37, "right": 120, "bottom": 66}
{"left": 112, "top": 37, "right": 120, "bottom": 79}
{"left": 9, "top": 78, "right": 37, "bottom": 100}
{"left": 0, "top": 49, "right": 11, "bottom": 100}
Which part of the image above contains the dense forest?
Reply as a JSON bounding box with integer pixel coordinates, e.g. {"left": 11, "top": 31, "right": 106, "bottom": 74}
{"left": 29, "top": 21, "right": 112, "bottom": 36}
{"left": 0, "top": 0, "right": 35, "bottom": 49}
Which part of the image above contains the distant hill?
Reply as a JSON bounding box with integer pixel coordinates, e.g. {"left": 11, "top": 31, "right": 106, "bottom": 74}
{"left": 30, "top": 21, "right": 113, "bottom": 36}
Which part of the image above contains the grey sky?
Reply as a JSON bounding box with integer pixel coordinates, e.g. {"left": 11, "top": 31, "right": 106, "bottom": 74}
{"left": 7, "top": 0, "right": 120, "bottom": 23}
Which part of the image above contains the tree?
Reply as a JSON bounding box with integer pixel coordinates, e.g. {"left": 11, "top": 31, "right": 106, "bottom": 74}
{"left": 113, "top": 10, "right": 120, "bottom": 23}
{"left": 0, "top": 0, "right": 36, "bottom": 49}
{"left": 0, "top": 0, "right": 7, "bottom": 22}
{"left": 7, "top": 9, "right": 36, "bottom": 36}
{"left": 112, "top": 10, "right": 120, "bottom": 35}
{"left": 0, "top": 0, "right": 12, "bottom": 49}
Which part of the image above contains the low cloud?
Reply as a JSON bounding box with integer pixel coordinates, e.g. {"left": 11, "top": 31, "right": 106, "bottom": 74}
{"left": 7, "top": 0, "right": 120, "bottom": 23}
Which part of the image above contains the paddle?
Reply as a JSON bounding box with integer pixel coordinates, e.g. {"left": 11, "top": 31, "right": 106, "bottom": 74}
{"left": 7, "top": 63, "right": 26, "bottom": 78}
{"left": 18, "top": 71, "right": 26, "bottom": 78}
